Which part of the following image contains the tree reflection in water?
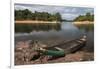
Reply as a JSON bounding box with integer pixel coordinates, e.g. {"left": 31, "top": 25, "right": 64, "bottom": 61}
{"left": 15, "top": 23, "right": 61, "bottom": 33}
{"left": 74, "top": 24, "right": 94, "bottom": 32}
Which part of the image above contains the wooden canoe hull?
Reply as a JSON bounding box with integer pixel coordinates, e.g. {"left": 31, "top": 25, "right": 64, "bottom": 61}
{"left": 45, "top": 36, "right": 86, "bottom": 54}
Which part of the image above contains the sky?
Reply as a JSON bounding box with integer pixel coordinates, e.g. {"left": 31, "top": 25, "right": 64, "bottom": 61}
{"left": 15, "top": 3, "right": 94, "bottom": 20}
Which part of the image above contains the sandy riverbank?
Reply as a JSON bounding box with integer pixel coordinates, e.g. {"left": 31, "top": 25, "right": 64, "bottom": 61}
{"left": 73, "top": 21, "right": 94, "bottom": 25}
{"left": 15, "top": 20, "right": 60, "bottom": 24}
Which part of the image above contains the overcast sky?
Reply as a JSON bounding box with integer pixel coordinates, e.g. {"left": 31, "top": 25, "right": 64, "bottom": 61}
{"left": 15, "top": 3, "right": 94, "bottom": 20}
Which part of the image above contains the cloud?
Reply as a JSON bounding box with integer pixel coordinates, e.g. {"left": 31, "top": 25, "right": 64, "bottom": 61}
{"left": 15, "top": 3, "right": 94, "bottom": 20}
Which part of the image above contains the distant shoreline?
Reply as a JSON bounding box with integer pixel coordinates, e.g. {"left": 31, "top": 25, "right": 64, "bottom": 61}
{"left": 15, "top": 20, "right": 60, "bottom": 24}
{"left": 73, "top": 21, "right": 94, "bottom": 25}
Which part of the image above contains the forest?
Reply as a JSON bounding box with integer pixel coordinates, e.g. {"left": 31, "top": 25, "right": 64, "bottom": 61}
{"left": 15, "top": 9, "right": 62, "bottom": 21}
{"left": 74, "top": 12, "right": 94, "bottom": 21}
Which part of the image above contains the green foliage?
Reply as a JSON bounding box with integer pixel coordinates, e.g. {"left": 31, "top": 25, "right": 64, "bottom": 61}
{"left": 74, "top": 12, "right": 94, "bottom": 21}
{"left": 15, "top": 9, "right": 62, "bottom": 21}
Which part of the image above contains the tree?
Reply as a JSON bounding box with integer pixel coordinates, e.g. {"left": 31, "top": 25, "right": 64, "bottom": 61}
{"left": 15, "top": 9, "right": 62, "bottom": 21}
{"left": 55, "top": 12, "right": 61, "bottom": 21}
{"left": 74, "top": 12, "right": 94, "bottom": 21}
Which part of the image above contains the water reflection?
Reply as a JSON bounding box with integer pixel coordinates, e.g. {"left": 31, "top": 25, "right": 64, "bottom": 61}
{"left": 15, "top": 22, "right": 94, "bottom": 52}
{"left": 74, "top": 24, "right": 94, "bottom": 32}
{"left": 15, "top": 22, "right": 82, "bottom": 42}
{"left": 74, "top": 24, "right": 94, "bottom": 52}
{"left": 15, "top": 23, "right": 61, "bottom": 33}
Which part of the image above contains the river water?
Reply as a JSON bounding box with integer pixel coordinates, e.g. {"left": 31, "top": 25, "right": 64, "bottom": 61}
{"left": 15, "top": 22, "right": 94, "bottom": 52}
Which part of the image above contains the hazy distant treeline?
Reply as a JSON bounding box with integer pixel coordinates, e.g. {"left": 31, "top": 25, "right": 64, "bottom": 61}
{"left": 15, "top": 9, "right": 62, "bottom": 21}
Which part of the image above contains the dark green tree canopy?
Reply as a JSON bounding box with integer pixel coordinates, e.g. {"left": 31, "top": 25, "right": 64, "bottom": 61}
{"left": 15, "top": 9, "right": 62, "bottom": 21}
{"left": 74, "top": 12, "right": 94, "bottom": 21}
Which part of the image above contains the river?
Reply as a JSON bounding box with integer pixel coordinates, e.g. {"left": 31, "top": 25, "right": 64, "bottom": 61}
{"left": 15, "top": 22, "right": 94, "bottom": 52}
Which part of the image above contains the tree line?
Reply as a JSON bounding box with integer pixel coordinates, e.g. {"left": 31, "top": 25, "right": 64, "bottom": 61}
{"left": 15, "top": 9, "right": 62, "bottom": 21}
{"left": 74, "top": 12, "right": 94, "bottom": 21}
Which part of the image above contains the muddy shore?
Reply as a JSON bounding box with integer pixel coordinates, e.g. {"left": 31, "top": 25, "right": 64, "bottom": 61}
{"left": 15, "top": 41, "right": 94, "bottom": 65}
